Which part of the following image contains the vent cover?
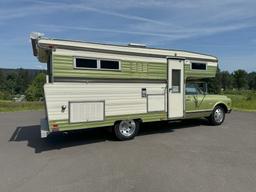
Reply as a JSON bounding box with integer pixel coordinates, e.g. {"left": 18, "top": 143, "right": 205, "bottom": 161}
{"left": 69, "top": 101, "right": 104, "bottom": 123}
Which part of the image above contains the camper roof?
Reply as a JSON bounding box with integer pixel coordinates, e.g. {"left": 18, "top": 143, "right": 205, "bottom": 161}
{"left": 30, "top": 32, "right": 218, "bottom": 63}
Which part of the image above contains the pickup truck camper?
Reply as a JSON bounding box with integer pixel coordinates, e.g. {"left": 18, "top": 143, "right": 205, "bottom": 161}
{"left": 30, "top": 32, "right": 231, "bottom": 140}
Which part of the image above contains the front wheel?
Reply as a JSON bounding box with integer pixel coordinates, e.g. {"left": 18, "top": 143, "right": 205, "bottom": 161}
{"left": 114, "top": 120, "right": 140, "bottom": 140}
{"left": 208, "top": 106, "right": 225, "bottom": 125}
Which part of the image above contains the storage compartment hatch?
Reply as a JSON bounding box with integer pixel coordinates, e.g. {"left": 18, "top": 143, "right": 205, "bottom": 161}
{"left": 69, "top": 101, "right": 105, "bottom": 123}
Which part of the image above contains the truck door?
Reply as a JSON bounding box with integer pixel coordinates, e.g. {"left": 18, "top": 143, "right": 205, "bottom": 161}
{"left": 185, "top": 83, "right": 206, "bottom": 112}
{"left": 168, "top": 58, "right": 184, "bottom": 119}
{"left": 185, "top": 83, "right": 198, "bottom": 112}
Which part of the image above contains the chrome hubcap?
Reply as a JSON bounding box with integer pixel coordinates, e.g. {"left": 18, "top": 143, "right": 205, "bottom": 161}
{"left": 214, "top": 108, "right": 224, "bottom": 123}
{"left": 119, "top": 120, "right": 136, "bottom": 137}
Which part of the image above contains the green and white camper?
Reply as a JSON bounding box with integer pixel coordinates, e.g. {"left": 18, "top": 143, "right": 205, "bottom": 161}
{"left": 30, "top": 32, "right": 231, "bottom": 140}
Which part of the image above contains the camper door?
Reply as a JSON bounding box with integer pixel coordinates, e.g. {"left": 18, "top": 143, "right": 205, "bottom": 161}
{"left": 167, "top": 58, "right": 184, "bottom": 119}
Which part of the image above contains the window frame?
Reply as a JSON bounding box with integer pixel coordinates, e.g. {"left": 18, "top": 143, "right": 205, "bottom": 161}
{"left": 190, "top": 62, "right": 207, "bottom": 71}
{"left": 73, "top": 56, "right": 121, "bottom": 71}
{"left": 99, "top": 59, "right": 121, "bottom": 71}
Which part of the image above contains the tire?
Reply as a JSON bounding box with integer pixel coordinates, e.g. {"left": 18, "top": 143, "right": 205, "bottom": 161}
{"left": 208, "top": 105, "right": 225, "bottom": 125}
{"left": 114, "top": 120, "right": 140, "bottom": 141}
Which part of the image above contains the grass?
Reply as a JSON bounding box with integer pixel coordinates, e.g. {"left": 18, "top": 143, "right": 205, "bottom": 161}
{"left": 0, "top": 100, "right": 44, "bottom": 112}
{"left": 1, "top": 90, "right": 256, "bottom": 113}
{"left": 223, "top": 90, "right": 256, "bottom": 112}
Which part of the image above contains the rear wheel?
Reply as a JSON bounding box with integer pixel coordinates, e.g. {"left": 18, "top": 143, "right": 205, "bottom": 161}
{"left": 208, "top": 106, "right": 225, "bottom": 125}
{"left": 114, "top": 120, "right": 140, "bottom": 140}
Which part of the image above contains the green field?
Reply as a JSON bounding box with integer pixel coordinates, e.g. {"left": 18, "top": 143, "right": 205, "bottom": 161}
{"left": 1, "top": 90, "right": 256, "bottom": 112}
{"left": 223, "top": 90, "right": 256, "bottom": 112}
{"left": 0, "top": 100, "right": 44, "bottom": 112}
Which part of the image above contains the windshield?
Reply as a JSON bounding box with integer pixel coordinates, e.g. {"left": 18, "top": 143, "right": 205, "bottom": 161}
{"left": 186, "top": 83, "right": 204, "bottom": 95}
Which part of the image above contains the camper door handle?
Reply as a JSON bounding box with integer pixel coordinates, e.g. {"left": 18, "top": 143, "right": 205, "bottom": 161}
{"left": 169, "top": 88, "right": 172, "bottom": 92}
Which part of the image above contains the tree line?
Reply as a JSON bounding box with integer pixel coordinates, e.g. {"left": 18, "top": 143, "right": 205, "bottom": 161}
{"left": 207, "top": 69, "right": 256, "bottom": 93}
{"left": 0, "top": 68, "right": 256, "bottom": 101}
{"left": 0, "top": 68, "right": 45, "bottom": 101}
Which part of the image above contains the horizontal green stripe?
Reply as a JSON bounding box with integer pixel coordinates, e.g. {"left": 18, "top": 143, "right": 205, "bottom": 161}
{"left": 50, "top": 112, "right": 167, "bottom": 131}
{"left": 184, "top": 65, "right": 217, "bottom": 78}
{"left": 53, "top": 54, "right": 167, "bottom": 80}
{"left": 52, "top": 54, "right": 217, "bottom": 80}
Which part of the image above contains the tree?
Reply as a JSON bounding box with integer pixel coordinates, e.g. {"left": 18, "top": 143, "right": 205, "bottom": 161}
{"left": 0, "top": 69, "right": 10, "bottom": 99}
{"left": 219, "top": 71, "right": 232, "bottom": 90}
{"left": 5, "top": 72, "right": 17, "bottom": 96}
{"left": 248, "top": 72, "right": 256, "bottom": 90}
{"left": 232, "top": 69, "right": 248, "bottom": 90}
{"left": 0, "top": 69, "right": 5, "bottom": 90}
{"left": 15, "top": 68, "right": 30, "bottom": 94}
{"left": 25, "top": 73, "right": 46, "bottom": 101}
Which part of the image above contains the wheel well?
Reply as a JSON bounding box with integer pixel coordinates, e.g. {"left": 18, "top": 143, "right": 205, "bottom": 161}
{"left": 215, "top": 103, "right": 228, "bottom": 113}
{"left": 135, "top": 118, "right": 143, "bottom": 124}
{"left": 114, "top": 118, "right": 143, "bottom": 126}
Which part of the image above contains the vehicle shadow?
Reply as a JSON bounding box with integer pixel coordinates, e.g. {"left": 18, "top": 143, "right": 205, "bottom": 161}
{"left": 9, "top": 118, "right": 209, "bottom": 153}
{"left": 139, "top": 118, "right": 209, "bottom": 136}
{"left": 9, "top": 125, "right": 113, "bottom": 153}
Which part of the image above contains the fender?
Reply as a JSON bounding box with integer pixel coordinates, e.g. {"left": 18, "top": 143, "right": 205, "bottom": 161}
{"left": 212, "top": 102, "right": 230, "bottom": 113}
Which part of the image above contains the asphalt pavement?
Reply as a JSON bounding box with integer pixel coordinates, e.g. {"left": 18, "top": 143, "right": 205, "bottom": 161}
{"left": 0, "top": 110, "right": 255, "bottom": 192}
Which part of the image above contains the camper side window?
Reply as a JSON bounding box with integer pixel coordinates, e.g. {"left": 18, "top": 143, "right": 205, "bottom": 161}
{"left": 74, "top": 58, "right": 120, "bottom": 70}
{"left": 100, "top": 60, "right": 120, "bottom": 70}
{"left": 191, "top": 63, "right": 207, "bottom": 70}
{"left": 75, "top": 58, "right": 97, "bottom": 69}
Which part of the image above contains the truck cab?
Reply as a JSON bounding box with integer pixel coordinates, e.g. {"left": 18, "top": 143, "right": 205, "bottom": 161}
{"left": 185, "top": 81, "right": 232, "bottom": 125}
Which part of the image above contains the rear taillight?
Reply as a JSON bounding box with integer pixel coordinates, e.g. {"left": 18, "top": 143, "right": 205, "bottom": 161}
{"left": 52, "top": 123, "right": 59, "bottom": 131}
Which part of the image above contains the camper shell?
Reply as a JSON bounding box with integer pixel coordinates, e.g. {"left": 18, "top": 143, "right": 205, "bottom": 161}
{"left": 30, "top": 32, "right": 231, "bottom": 139}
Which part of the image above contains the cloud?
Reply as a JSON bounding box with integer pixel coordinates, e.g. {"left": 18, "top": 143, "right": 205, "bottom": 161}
{"left": 0, "top": 0, "right": 255, "bottom": 70}
{"left": 37, "top": 24, "right": 186, "bottom": 39}
{"left": 1, "top": 0, "right": 256, "bottom": 33}
{"left": 0, "top": 0, "right": 170, "bottom": 26}
{"left": 38, "top": 21, "right": 256, "bottom": 44}
{"left": 0, "top": 1, "right": 65, "bottom": 20}
{"left": 1, "top": 0, "right": 256, "bottom": 48}
{"left": 2, "top": 1, "right": 255, "bottom": 37}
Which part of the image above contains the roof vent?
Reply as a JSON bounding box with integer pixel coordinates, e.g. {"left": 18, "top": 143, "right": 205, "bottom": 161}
{"left": 128, "top": 43, "right": 146, "bottom": 48}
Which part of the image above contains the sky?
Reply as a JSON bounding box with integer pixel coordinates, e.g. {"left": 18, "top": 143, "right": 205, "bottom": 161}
{"left": 0, "top": 0, "right": 256, "bottom": 72}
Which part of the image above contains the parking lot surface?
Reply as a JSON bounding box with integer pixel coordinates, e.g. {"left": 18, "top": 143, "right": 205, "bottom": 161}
{"left": 0, "top": 111, "right": 256, "bottom": 192}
